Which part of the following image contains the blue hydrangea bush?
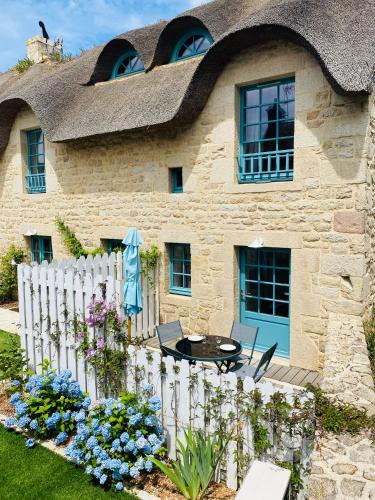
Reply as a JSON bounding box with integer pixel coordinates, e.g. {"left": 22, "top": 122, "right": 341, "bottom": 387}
{"left": 4, "top": 369, "right": 90, "bottom": 448}
{"left": 65, "top": 387, "right": 166, "bottom": 491}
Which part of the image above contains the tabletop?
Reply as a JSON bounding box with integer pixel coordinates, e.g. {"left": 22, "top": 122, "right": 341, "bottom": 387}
{"left": 175, "top": 335, "right": 242, "bottom": 362}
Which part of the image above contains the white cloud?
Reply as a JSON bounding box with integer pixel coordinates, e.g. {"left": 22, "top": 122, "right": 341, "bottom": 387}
{"left": 0, "top": 0, "right": 208, "bottom": 72}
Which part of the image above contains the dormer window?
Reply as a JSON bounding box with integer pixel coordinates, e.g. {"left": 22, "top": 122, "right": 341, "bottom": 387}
{"left": 171, "top": 29, "right": 213, "bottom": 62}
{"left": 111, "top": 50, "right": 145, "bottom": 79}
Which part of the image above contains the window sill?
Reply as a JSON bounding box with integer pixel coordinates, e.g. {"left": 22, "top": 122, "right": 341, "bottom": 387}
{"left": 169, "top": 288, "right": 192, "bottom": 297}
{"left": 224, "top": 180, "right": 303, "bottom": 194}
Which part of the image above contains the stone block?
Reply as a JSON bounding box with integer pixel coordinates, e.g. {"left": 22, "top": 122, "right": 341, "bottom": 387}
{"left": 333, "top": 211, "right": 365, "bottom": 234}
{"left": 332, "top": 463, "right": 357, "bottom": 475}
{"left": 340, "top": 478, "right": 365, "bottom": 497}
{"left": 321, "top": 255, "right": 365, "bottom": 278}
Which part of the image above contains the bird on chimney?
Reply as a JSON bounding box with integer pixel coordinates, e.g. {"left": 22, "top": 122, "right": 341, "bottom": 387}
{"left": 39, "top": 21, "right": 49, "bottom": 41}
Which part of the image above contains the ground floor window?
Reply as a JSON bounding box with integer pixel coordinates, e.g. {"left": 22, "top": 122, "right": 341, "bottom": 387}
{"left": 31, "top": 236, "right": 53, "bottom": 264}
{"left": 169, "top": 243, "right": 191, "bottom": 296}
{"left": 240, "top": 247, "right": 290, "bottom": 357}
{"left": 104, "top": 239, "right": 125, "bottom": 253}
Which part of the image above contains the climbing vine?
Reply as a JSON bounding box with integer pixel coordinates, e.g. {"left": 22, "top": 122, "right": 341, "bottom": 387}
{"left": 55, "top": 218, "right": 102, "bottom": 258}
{"left": 140, "top": 244, "right": 162, "bottom": 288}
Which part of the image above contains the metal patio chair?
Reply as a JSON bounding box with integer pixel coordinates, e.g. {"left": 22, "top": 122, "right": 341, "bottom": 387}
{"left": 156, "top": 320, "right": 185, "bottom": 361}
{"left": 229, "top": 343, "right": 278, "bottom": 382}
{"left": 230, "top": 321, "right": 259, "bottom": 365}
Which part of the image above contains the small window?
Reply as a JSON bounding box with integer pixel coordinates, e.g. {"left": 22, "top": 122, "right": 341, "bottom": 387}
{"left": 31, "top": 236, "right": 53, "bottom": 264}
{"left": 111, "top": 51, "right": 145, "bottom": 79}
{"left": 170, "top": 167, "right": 183, "bottom": 193}
{"left": 239, "top": 78, "right": 295, "bottom": 183}
{"left": 169, "top": 244, "right": 191, "bottom": 296}
{"left": 171, "top": 29, "right": 213, "bottom": 62}
{"left": 26, "top": 128, "right": 46, "bottom": 193}
{"left": 105, "top": 239, "right": 125, "bottom": 253}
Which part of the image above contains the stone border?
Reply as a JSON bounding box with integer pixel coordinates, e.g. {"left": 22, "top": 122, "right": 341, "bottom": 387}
{"left": 0, "top": 413, "right": 159, "bottom": 500}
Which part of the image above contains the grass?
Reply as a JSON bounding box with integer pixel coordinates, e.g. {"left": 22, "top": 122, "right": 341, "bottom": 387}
{"left": 0, "top": 330, "right": 18, "bottom": 352}
{"left": 0, "top": 426, "right": 138, "bottom": 500}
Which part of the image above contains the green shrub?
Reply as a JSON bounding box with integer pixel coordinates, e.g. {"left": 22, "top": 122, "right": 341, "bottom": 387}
{"left": 151, "top": 429, "right": 229, "bottom": 500}
{"left": 15, "top": 57, "right": 34, "bottom": 73}
{"left": 364, "top": 309, "right": 375, "bottom": 383}
{"left": 0, "top": 244, "right": 25, "bottom": 304}
{"left": 0, "top": 334, "right": 27, "bottom": 382}
{"left": 55, "top": 218, "right": 102, "bottom": 258}
{"left": 306, "top": 384, "right": 373, "bottom": 434}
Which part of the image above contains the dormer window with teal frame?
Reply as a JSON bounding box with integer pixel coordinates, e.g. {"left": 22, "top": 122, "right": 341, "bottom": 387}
{"left": 171, "top": 29, "right": 213, "bottom": 62}
{"left": 26, "top": 128, "right": 46, "bottom": 194}
{"left": 111, "top": 50, "right": 145, "bottom": 79}
{"left": 238, "top": 78, "right": 295, "bottom": 183}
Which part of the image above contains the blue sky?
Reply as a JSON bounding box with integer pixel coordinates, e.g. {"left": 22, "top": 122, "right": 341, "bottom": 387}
{"left": 0, "top": 0, "right": 209, "bottom": 72}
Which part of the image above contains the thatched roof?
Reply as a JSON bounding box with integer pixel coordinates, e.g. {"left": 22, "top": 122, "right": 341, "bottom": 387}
{"left": 0, "top": 0, "right": 374, "bottom": 153}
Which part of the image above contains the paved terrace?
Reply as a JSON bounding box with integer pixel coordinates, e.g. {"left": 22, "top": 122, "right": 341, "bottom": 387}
{"left": 144, "top": 336, "right": 321, "bottom": 388}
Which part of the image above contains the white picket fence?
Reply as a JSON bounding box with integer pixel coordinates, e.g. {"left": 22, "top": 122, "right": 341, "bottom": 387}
{"left": 104, "top": 345, "right": 313, "bottom": 491}
{"left": 18, "top": 252, "right": 159, "bottom": 388}
{"left": 18, "top": 254, "right": 313, "bottom": 492}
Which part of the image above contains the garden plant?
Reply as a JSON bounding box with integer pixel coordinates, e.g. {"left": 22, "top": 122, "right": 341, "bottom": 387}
{"left": 4, "top": 366, "right": 91, "bottom": 448}
{"left": 65, "top": 386, "right": 166, "bottom": 491}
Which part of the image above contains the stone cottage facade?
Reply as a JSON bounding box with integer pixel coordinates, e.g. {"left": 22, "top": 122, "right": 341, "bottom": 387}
{"left": 0, "top": 0, "right": 374, "bottom": 374}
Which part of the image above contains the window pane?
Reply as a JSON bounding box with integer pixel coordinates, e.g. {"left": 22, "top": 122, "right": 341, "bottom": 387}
{"left": 260, "top": 251, "right": 273, "bottom": 267}
{"left": 184, "top": 261, "right": 191, "bottom": 275}
{"left": 279, "top": 82, "right": 295, "bottom": 102}
{"left": 184, "top": 275, "right": 191, "bottom": 289}
{"left": 275, "top": 285, "right": 289, "bottom": 301}
{"left": 245, "top": 108, "right": 259, "bottom": 125}
{"left": 260, "top": 300, "right": 273, "bottom": 315}
{"left": 259, "top": 283, "right": 273, "bottom": 299}
{"left": 275, "top": 301, "right": 289, "bottom": 318}
{"left": 279, "top": 138, "right": 294, "bottom": 151}
{"left": 275, "top": 268, "right": 289, "bottom": 284}
{"left": 173, "top": 274, "right": 183, "bottom": 288}
{"left": 260, "top": 139, "right": 277, "bottom": 153}
{"left": 244, "top": 125, "right": 259, "bottom": 142}
{"left": 183, "top": 245, "right": 191, "bottom": 261}
{"left": 275, "top": 252, "right": 289, "bottom": 268}
{"left": 243, "top": 143, "right": 259, "bottom": 155}
{"left": 281, "top": 101, "right": 294, "bottom": 120}
{"left": 246, "top": 281, "right": 258, "bottom": 297}
{"left": 174, "top": 260, "right": 183, "bottom": 273}
{"left": 260, "top": 267, "right": 273, "bottom": 282}
{"left": 261, "top": 123, "right": 276, "bottom": 140}
{"left": 245, "top": 89, "right": 259, "bottom": 107}
{"left": 246, "top": 266, "right": 258, "bottom": 281}
{"left": 279, "top": 121, "right": 294, "bottom": 138}
{"left": 173, "top": 245, "right": 183, "bottom": 260}
{"left": 246, "top": 298, "right": 258, "bottom": 312}
{"left": 245, "top": 249, "right": 257, "bottom": 265}
{"left": 261, "top": 85, "right": 277, "bottom": 104}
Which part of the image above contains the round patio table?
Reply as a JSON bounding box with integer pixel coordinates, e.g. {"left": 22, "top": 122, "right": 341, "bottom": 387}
{"left": 175, "top": 335, "right": 242, "bottom": 373}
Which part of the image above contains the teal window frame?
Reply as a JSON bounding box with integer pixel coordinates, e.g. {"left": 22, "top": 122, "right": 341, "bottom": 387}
{"left": 31, "top": 236, "right": 53, "bottom": 264}
{"left": 170, "top": 167, "right": 183, "bottom": 193}
{"left": 106, "top": 239, "right": 125, "bottom": 253}
{"left": 111, "top": 50, "right": 145, "bottom": 79}
{"left": 26, "top": 128, "right": 46, "bottom": 194}
{"left": 171, "top": 28, "right": 213, "bottom": 62}
{"left": 169, "top": 243, "right": 191, "bottom": 296}
{"left": 238, "top": 77, "right": 295, "bottom": 183}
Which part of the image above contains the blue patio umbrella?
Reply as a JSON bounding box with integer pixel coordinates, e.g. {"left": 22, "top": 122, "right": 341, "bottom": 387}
{"left": 122, "top": 228, "right": 144, "bottom": 339}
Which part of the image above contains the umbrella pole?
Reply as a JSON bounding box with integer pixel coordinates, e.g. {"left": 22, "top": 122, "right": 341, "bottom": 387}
{"left": 127, "top": 316, "right": 132, "bottom": 341}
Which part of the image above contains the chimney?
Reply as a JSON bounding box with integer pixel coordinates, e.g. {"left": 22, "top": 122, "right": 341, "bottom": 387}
{"left": 26, "top": 35, "right": 63, "bottom": 63}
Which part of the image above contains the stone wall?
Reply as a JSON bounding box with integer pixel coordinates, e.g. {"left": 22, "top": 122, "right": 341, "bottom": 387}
{"left": 320, "top": 313, "right": 374, "bottom": 414}
{"left": 308, "top": 433, "right": 375, "bottom": 499}
{"left": 0, "top": 40, "right": 371, "bottom": 371}
{"left": 365, "top": 91, "right": 375, "bottom": 318}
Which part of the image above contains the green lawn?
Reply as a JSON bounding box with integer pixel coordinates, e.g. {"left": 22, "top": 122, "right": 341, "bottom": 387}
{"left": 0, "top": 426, "right": 138, "bottom": 500}
{"left": 0, "top": 329, "right": 18, "bottom": 351}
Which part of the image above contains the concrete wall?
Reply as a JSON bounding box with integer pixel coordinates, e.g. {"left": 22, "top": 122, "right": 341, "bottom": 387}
{"left": 0, "top": 41, "right": 370, "bottom": 371}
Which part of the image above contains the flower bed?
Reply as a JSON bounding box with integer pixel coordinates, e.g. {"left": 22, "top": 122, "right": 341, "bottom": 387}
{"left": 4, "top": 369, "right": 90, "bottom": 448}
{"left": 65, "top": 388, "right": 166, "bottom": 491}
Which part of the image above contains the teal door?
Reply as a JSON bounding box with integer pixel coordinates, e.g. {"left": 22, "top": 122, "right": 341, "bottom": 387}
{"left": 240, "top": 247, "right": 290, "bottom": 357}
